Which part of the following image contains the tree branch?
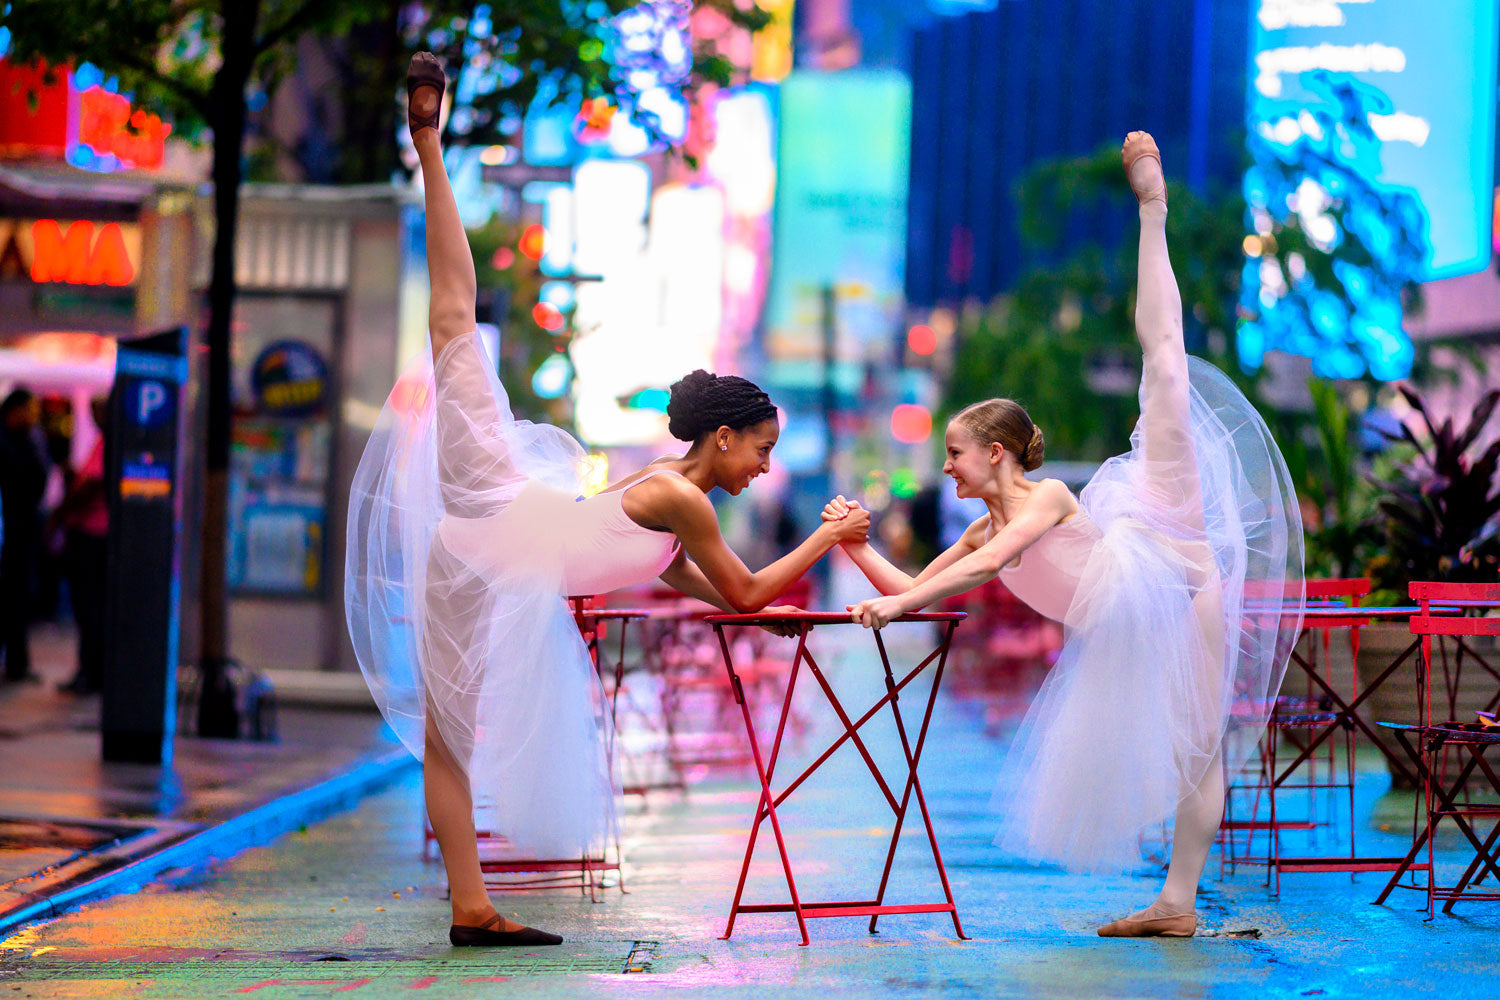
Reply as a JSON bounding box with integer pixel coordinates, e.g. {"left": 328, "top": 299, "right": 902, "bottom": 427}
{"left": 93, "top": 42, "right": 213, "bottom": 119}
{"left": 255, "top": 0, "right": 337, "bottom": 56}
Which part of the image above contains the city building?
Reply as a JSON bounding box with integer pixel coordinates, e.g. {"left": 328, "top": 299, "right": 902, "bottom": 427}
{"left": 904, "top": 0, "right": 1251, "bottom": 308}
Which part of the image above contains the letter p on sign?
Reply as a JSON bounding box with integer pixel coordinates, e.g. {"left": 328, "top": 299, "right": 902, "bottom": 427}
{"left": 131, "top": 380, "right": 173, "bottom": 429}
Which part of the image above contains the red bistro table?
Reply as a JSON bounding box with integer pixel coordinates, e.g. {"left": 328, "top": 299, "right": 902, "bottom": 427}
{"left": 704, "top": 610, "right": 969, "bottom": 945}
{"left": 1236, "top": 604, "right": 1462, "bottom": 882}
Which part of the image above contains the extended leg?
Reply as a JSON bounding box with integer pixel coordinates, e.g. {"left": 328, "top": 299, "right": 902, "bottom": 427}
{"left": 1126, "top": 133, "right": 1204, "bottom": 538}
{"left": 408, "top": 54, "right": 521, "bottom": 515}
{"left": 408, "top": 55, "right": 476, "bottom": 365}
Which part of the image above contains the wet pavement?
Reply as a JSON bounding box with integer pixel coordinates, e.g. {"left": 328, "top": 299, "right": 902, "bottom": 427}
{"left": 2, "top": 629, "right": 1498, "bottom": 998}
{"left": 0, "top": 622, "right": 405, "bottom": 932}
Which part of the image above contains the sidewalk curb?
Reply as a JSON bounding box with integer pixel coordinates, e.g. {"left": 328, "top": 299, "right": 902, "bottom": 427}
{"left": 0, "top": 748, "right": 417, "bottom": 939}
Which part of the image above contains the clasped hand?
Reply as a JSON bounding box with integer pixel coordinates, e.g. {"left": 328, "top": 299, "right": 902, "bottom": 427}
{"left": 821, "top": 495, "right": 908, "bottom": 629}
{"left": 820, "top": 495, "right": 870, "bottom": 544}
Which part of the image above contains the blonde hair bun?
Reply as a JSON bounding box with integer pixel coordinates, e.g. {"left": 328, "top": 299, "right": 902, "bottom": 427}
{"left": 954, "top": 398, "right": 1044, "bottom": 472}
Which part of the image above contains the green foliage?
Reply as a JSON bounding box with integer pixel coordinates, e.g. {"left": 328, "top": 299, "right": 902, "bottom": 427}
{"left": 0, "top": 1, "right": 770, "bottom": 183}
{"left": 943, "top": 145, "right": 1254, "bottom": 461}
{"left": 1368, "top": 384, "right": 1500, "bottom": 595}
{"left": 1283, "top": 378, "right": 1386, "bottom": 578}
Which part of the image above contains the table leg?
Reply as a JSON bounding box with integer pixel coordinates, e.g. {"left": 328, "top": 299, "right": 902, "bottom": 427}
{"left": 866, "top": 623, "right": 967, "bottom": 940}
{"left": 716, "top": 625, "right": 811, "bottom": 946}
{"left": 1441, "top": 747, "right": 1500, "bottom": 914}
{"left": 1375, "top": 728, "right": 1433, "bottom": 905}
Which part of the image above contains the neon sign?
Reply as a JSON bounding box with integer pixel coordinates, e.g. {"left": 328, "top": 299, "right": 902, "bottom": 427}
{"left": 0, "top": 218, "right": 140, "bottom": 287}
{"left": 0, "top": 58, "right": 171, "bottom": 172}
{"left": 76, "top": 87, "right": 171, "bottom": 170}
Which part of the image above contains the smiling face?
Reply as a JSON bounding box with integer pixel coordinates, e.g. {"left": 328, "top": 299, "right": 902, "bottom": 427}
{"left": 942, "top": 421, "right": 999, "bottom": 498}
{"left": 714, "top": 417, "right": 780, "bottom": 495}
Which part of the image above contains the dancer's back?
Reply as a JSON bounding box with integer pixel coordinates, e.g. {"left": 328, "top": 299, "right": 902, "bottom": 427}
{"left": 436, "top": 474, "right": 680, "bottom": 597}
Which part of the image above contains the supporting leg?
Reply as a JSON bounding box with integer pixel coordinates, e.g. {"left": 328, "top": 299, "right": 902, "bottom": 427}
{"left": 423, "top": 717, "right": 513, "bottom": 928}
{"left": 1158, "top": 750, "right": 1226, "bottom": 912}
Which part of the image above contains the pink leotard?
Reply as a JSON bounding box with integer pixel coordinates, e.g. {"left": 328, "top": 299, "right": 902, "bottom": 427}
{"left": 436, "top": 471, "right": 681, "bottom": 597}
{"left": 994, "top": 508, "right": 1101, "bottom": 624}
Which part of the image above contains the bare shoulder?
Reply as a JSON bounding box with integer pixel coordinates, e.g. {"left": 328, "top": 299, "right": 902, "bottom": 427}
{"left": 623, "top": 469, "right": 713, "bottom": 527}
{"left": 1033, "top": 478, "right": 1080, "bottom": 521}
{"left": 960, "top": 513, "right": 992, "bottom": 547}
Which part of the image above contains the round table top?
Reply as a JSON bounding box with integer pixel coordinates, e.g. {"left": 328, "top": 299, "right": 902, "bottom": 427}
{"left": 573, "top": 608, "right": 651, "bottom": 621}
{"left": 704, "top": 610, "right": 968, "bottom": 626}
{"left": 1297, "top": 604, "right": 1464, "bottom": 620}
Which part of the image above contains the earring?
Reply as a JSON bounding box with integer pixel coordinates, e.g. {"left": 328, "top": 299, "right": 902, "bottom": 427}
{"left": 719, "top": 444, "right": 728, "bottom": 451}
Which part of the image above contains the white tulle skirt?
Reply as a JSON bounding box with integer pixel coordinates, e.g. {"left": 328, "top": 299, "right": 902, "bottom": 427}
{"left": 344, "top": 334, "right": 618, "bottom": 858}
{"left": 993, "top": 357, "right": 1304, "bottom": 872}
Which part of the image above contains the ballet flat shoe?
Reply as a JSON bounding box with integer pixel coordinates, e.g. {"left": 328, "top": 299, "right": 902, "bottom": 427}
{"left": 449, "top": 914, "right": 563, "bottom": 947}
{"left": 406, "top": 52, "right": 447, "bottom": 136}
{"left": 1121, "top": 130, "right": 1167, "bottom": 208}
{"left": 1096, "top": 910, "right": 1197, "bottom": 938}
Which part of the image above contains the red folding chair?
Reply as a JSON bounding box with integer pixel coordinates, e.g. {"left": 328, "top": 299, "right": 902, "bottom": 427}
{"left": 1224, "top": 578, "right": 1369, "bottom": 889}
{"left": 1376, "top": 581, "right": 1500, "bottom": 916}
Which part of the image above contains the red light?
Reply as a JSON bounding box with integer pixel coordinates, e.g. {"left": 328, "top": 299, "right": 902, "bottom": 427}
{"left": 388, "top": 373, "right": 431, "bottom": 416}
{"left": 519, "top": 224, "right": 547, "bottom": 261}
{"left": 890, "top": 404, "right": 932, "bottom": 444}
{"left": 491, "top": 247, "right": 515, "bottom": 270}
{"left": 907, "top": 324, "right": 937, "bottom": 355}
{"left": 531, "top": 301, "right": 565, "bottom": 331}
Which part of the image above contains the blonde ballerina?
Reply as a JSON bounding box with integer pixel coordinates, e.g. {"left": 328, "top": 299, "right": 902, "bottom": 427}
{"left": 828, "top": 132, "right": 1304, "bottom": 937}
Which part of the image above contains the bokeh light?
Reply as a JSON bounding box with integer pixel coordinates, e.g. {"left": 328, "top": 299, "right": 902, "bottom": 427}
{"left": 907, "top": 324, "right": 937, "bottom": 355}
{"left": 890, "top": 404, "right": 932, "bottom": 444}
{"left": 519, "top": 224, "right": 548, "bottom": 261}
{"left": 531, "top": 301, "right": 565, "bottom": 331}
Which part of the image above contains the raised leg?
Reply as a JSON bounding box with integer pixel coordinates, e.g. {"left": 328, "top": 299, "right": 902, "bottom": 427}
{"left": 1128, "top": 138, "right": 1204, "bottom": 539}
{"left": 408, "top": 59, "right": 476, "bottom": 364}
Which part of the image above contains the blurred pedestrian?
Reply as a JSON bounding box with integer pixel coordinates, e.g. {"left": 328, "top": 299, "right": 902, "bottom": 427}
{"left": 0, "top": 389, "right": 47, "bottom": 683}
{"left": 50, "top": 398, "right": 110, "bottom": 695}
{"left": 34, "top": 394, "right": 73, "bottom": 623}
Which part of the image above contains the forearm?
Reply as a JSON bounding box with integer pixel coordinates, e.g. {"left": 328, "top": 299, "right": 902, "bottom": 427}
{"left": 840, "top": 542, "right": 914, "bottom": 595}
{"left": 740, "top": 526, "right": 837, "bottom": 609}
{"left": 892, "top": 548, "right": 999, "bottom": 612}
{"left": 661, "top": 559, "right": 736, "bottom": 612}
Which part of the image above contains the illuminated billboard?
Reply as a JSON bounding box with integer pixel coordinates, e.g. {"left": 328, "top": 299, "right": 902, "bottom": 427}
{"left": 1249, "top": 0, "right": 1499, "bottom": 281}
{"left": 763, "top": 70, "right": 911, "bottom": 362}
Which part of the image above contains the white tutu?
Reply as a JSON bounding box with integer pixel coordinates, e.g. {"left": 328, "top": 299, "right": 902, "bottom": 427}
{"left": 345, "top": 335, "right": 618, "bottom": 857}
{"left": 993, "top": 357, "right": 1305, "bottom": 871}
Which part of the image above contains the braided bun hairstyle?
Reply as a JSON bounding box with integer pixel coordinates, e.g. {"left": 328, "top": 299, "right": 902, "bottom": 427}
{"left": 953, "top": 398, "right": 1045, "bottom": 472}
{"left": 666, "top": 369, "right": 778, "bottom": 442}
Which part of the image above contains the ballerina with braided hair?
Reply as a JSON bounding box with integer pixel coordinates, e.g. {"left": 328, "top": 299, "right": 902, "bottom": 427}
{"left": 345, "top": 53, "right": 869, "bottom": 948}
{"left": 825, "top": 132, "right": 1304, "bottom": 936}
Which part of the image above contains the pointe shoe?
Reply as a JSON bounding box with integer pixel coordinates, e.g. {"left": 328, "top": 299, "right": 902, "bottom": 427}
{"left": 449, "top": 912, "right": 563, "bottom": 947}
{"left": 1121, "top": 130, "right": 1167, "bottom": 208}
{"left": 406, "top": 52, "right": 447, "bottom": 136}
{"left": 1096, "top": 904, "right": 1197, "bottom": 938}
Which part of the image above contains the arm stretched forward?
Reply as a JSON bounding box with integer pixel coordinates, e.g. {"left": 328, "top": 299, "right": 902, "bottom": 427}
{"left": 825, "top": 496, "right": 989, "bottom": 596}
{"left": 651, "top": 478, "right": 870, "bottom": 613}
{"left": 848, "top": 482, "right": 1073, "bottom": 628}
